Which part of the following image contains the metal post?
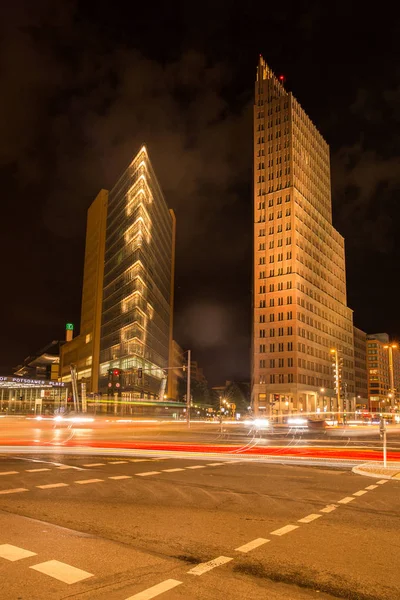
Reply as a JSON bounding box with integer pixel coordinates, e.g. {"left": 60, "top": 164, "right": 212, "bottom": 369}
{"left": 186, "top": 350, "right": 191, "bottom": 429}
{"left": 380, "top": 417, "right": 387, "bottom": 467}
{"left": 383, "top": 428, "right": 387, "bottom": 468}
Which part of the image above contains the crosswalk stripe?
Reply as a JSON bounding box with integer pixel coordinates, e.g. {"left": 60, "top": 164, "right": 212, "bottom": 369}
{"left": 0, "top": 544, "right": 37, "bottom": 561}
{"left": 30, "top": 560, "right": 94, "bottom": 584}
{"left": 124, "top": 578, "right": 182, "bottom": 599}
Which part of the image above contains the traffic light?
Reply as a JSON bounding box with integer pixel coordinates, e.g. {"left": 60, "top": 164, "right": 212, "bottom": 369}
{"left": 137, "top": 368, "right": 143, "bottom": 379}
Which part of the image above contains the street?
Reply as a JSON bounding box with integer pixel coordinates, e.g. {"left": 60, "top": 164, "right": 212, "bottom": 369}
{"left": 1, "top": 417, "right": 400, "bottom": 464}
{"left": 0, "top": 451, "right": 398, "bottom": 599}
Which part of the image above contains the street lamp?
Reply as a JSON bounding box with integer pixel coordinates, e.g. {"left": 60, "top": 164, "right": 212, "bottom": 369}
{"left": 319, "top": 387, "right": 325, "bottom": 414}
{"left": 384, "top": 343, "right": 397, "bottom": 410}
{"left": 330, "top": 349, "right": 340, "bottom": 418}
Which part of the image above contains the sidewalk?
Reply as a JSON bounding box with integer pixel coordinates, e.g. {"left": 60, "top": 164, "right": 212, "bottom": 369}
{"left": 352, "top": 461, "right": 400, "bottom": 480}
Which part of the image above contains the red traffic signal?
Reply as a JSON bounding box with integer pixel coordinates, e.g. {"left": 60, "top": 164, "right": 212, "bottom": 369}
{"left": 113, "top": 369, "right": 120, "bottom": 376}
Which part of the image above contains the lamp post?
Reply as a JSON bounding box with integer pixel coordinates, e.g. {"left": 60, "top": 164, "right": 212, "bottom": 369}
{"left": 319, "top": 387, "right": 325, "bottom": 415}
{"left": 186, "top": 349, "right": 191, "bottom": 429}
{"left": 384, "top": 343, "right": 397, "bottom": 410}
{"left": 330, "top": 349, "right": 340, "bottom": 421}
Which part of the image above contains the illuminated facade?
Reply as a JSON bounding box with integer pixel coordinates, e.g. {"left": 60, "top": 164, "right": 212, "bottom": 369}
{"left": 353, "top": 326, "right": 368, "bottom": 407}
{"left": 366, "top": 333, "right": 400, "bottom": 411}
{"left": 252, "top": 56, "right": 354, "bottom": 416}
{"left": 60, "top": 189, "right": 108, "bottom": 392}
{"left": 99, "top": 147, "right": 176, "bottom": 400}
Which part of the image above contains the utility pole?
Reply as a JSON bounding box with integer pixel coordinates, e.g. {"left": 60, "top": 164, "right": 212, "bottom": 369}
{"left": 186, "top": 349, "right": 191, "bottom": 429}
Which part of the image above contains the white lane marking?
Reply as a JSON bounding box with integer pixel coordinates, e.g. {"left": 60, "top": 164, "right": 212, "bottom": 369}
{"left": 0, "top": 488, "right": 28, "bottom": 495}
{"left": 26, "top": 468, "right": 51, "bottom": 473}
{"left": 298, "top": 514, "right": 322, "bottom": 524}
{"left": 30, "top": 560, "right": 94, "bottom": 584}
{"left": 338, "top": 497, "right": 355, "bottom": 504}
{"left": 82, "top": 463, "right": 105, "bottom": 467}
{"left": 75, "top": 479, "right": 103, "bottom": 485}
{"left": 0, "top": 471, "right": 18, "bottom": 476}
{"left": 57, "top": 465, "right": 76, "bottom": 470}
{"left": 188, "top": 556, "right": 233, "bottom": 575}
{"left": 136, "top": 471, "right": 160, "bottom": 477}
{"left": 353, "top": 490, "right": 368, "bottom": 497}
{"left": 109, "top": 461, "right": 128, "bottom": 464}
{"left": 186, "top": 465, "right": 206, "bottom": 470}
{"left": 37, "top": 483, "right": 69, "bottom": 489}
{"left": 162, "top": 468, "right": 185, "bottom": 473}
{"left": 109, "top": 475, "right": 132, "bottom": 480}
{"left": 130, "top": 459, "right": 152, "bottom": 463}
{"left": 377, "top": 480, "right": 388, "bottom": 484}
{"left": 0, "top": 544, "right": 37, "bottom": 561}
{"left": 271, "top": 524, "right": 299, "bottom": 536}
{"left": 366, "top": 485, "right": 378, "bottom": 490}
{"left": 320, "top": 505, "right": 337, "bottom": 513}
{"left": 125, "top": 578, "right": 182, "bottom": 599}
{"left": 235, "top": 538, "right": 269, "bottom": 553}
{"left": 207, "top": 463, "right": 225, "bottom": 466}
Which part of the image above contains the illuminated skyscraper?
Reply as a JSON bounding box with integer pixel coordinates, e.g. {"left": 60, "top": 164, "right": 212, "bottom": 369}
{"left": 61, "top": 146, "right": 176, "bottom": 406}
{"left": 252, "top": 56, "right": 354, "bottom": 416}
{"left": 99, "top": 146, "right": 176, "bottom": 401}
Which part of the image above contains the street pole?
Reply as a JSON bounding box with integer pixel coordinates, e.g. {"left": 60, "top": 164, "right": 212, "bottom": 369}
{"left": 186, "top": 349, "right": 191, "bottom": 429}
{"left": 380, "top": 417, "right": 387, "bottom": 467}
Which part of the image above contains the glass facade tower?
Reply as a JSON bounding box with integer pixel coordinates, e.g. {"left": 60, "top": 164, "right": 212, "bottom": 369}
{"left": 99, "top": 146, "right": 175, "bottom": 400}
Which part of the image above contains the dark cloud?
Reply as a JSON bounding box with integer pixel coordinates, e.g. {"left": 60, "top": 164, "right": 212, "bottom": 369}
{"left": 0, "top": 0, "right": 399, "bottom": 381}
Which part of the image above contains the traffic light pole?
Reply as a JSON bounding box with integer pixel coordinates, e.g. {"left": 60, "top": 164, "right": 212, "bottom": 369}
{"left": 186, "top": 349, "right": 191, "bottom": 429}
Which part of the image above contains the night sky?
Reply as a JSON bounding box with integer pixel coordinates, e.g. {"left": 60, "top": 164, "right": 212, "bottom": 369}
{"left": 1, "top": 1, "right": 399, "bottom": 385}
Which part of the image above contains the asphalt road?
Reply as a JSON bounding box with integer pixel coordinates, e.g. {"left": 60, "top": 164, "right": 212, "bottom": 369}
{"left": 0, "top": 451, "right": 398, "bottom": 600}
{"left": 1, "top": 417, "right": 400, "bottom": 464}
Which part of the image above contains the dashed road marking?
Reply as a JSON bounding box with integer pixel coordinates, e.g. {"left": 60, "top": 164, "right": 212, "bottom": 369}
{"left": 298, "top": 514, "right": 322, "bottom": 523}
{"left": 136, "top": 471, "right": 160, "bottom": 477}
{"left": 353, "top": 490, "right": 368, "bottom": 497}
{"left": 26, "top": 468, "right": 50, "bottom": 473}
{"left": 124, "top": 578, "right": 182, "bottom": 599}
{"left": 30, "top": 559, "right": 94, "bottom": 584}
{"left": 0, "top": 488, "right": 28, "bottom": 495}
{"left": 75, "top": 479, "right": 103, "bottom": 485}
{"left": 129, "top": 459, "right": 152, "bottom": 463}
{"left": 162, "top": 468, "right": 185, "bottom": 473}
{"left": 270, "top": 524, "right": 299, "bottom": 536}
{"left": 366, "top": 484, "right": 378, "bottom": 490}
{"left": 377, "top": 480, "right": 388, "bottom": 485}
{"left": 186, "top": 465, "right": 206, "bottom": 470}
{"left": 0, "top": 544, "right": 37, "bottom": 561}
{"left": 320, "top": 505, "right": 338, "bottom": 513}
{"left": 207, "top": 463, "right": 225, "bottom": 466}
{"left": 338, "top": 497, "right": 355, "bottom": 504}
{"left": 37, "top": 483, "right": 69, "bottom": 489}
{"left": 57, "top": 465, "right": 76, "bottom": 470}
{"left": 82, "top": 463, "right": 105, "bottom": 467}
{"left": 0, "top": 471, "right": 18, "bottom": 476}
{"left": 109, "top": 475, "right": 132, "bottom": 480}
{"left": 235, "top": 538, "right": 269, "bottom": 553}
{"left": 188, "top": 556, "right": 233, "bottom": 575}
{"left": 109, "top": 461, "right": 128, "bottom": 464}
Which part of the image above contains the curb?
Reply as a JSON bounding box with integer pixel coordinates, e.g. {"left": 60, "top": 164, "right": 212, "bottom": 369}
{"left": 352, "top": 463, "right": 400, "bottom": 480}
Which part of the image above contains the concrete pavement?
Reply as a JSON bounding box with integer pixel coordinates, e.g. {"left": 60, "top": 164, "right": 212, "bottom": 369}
{"left": 0, "top": 452, "right": 398, "bottom": 599}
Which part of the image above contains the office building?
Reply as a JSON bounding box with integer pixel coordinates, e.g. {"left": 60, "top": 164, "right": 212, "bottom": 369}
{"left": 99, "top": 146, "right": 176, "bottom": 401}
{"left": 353, "top": 326, "right": 368, "bottom": 408}
{"left": 367, "top": 333, "right": 399, "bottom": 411}
{"left": 61, "top": 146, "right": 176, "bottom": 408}
{"left": 252, "top": 56, "right": 354, "bottom": 416}
{"left": 60, "top": 189, "right": 108, "bottom": 392}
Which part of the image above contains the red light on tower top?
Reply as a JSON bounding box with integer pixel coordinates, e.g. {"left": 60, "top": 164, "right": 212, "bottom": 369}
{"left": 279, "top": 74, "right": 285, "bottom": 83}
